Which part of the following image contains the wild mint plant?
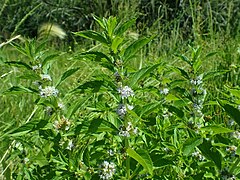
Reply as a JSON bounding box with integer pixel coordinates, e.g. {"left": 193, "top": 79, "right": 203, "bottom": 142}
{"left": 1, "top": 16, "right": 240, "bottom": 180}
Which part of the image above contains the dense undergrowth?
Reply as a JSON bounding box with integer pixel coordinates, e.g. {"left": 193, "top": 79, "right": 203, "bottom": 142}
{"left": 1, "top": 1, "right": 240, "bottom": 180}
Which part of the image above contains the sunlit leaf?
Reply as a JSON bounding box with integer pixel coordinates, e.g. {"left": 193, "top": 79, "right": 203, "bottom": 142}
{"left": 127, "top": 148, "right": 153, "bottom": 175}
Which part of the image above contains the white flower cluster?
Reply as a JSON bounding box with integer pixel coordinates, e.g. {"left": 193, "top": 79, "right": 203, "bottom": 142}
{"left": 116, "top": 104, "right": 134, "bottom": 118}
{"left": 226, "top": 145, "right": 237, "bottom": 156}
{"left": 222, "top": 175, "right": 236, "bottom": 180}
{"left": 119, "top": 122, "right": 138, "bottom": 137}
{"left": 53, "top": 116, "right": 71, "bottom": 131}
{"left": 66, "top": 140, "right": 74, "bottom": 150}
{"left": 40, "top": 86, "right": 59, "bottom": 97}
{"left": 99, "top": 161, "right": 116, "bottom": 180}
{"left": 118, "top": 86, "right": 134, "bottom": 99}
{"left": 190, "top": 76, "right": 203, "bottom": 86}
{"left": 232, "top": 131, "right": 240, "bottom": 139}
{"left": 160, "top": 88, "right": 169, "bottom": 95}
{"left": 40, "top": 74, "right": 52, "bottom": 81}
{"left": 32, "top": 64, "right": 41, "bottom": 71}
{"left": 191, "top": 151, "right": 205, "bottom": 161}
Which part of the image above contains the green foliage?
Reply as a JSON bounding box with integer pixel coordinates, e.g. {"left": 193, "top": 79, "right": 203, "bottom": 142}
{"left": 1, "top": 13, "right": 240, "bottom": 180}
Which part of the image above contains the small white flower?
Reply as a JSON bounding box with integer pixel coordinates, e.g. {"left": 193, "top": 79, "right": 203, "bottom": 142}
{"left": 99, "top": 161, "right": 116, "bottom": 180}
{"left": 40, "top": 86, "right": 59, "bottom": 97}
{"left": 116, "top": 104, "right": 127, "bottom": 118}
{"left": 160, "top": 88, "right": 169, "bottom": 95}
{"left": 32, "top": 64, "right": 41, "bottom": 71}
{"left": 40, "top": 74, "right": 52, "bottom": 81}
{"left": 23, "top": 158, "right": 29, "bottom": 164}
{"left": 119, "top": 122, "right": 138, "bottom": 137}
{"left": 192, "top": 151, "right": 205, "bottom": 161}
{"left": 232, "top": 131, "right": 240, "bottom": 139}
{"left": 119, "top": 129, "right": 130, "bottom": 137}
{"left": 107, "top": 149, "right": 115, "bottom": 156}
{"left": 66, "top": 140, "right": 74, "bottom": 150}
{"left": 118, "top": 86, "right": 134, "bottom": 99}
{"left": 58, "top": 102, "right": 65, "bottom": 109}
{"left": 190, "top": 76, "right": 203, "bottom": 86}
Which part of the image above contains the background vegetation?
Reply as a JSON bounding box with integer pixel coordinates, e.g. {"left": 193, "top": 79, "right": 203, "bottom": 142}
{"left": 1, "top": 0, "right": 240, "bottom": 179}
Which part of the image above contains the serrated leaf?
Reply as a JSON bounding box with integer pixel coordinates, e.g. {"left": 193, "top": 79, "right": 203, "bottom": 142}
{"left": 74, "top": 31, "right": 109, "bottom": 45}
{"left": 115, "top": 18, "right": 136, "bottom": 36}
{"left": 67, "top": 96, "right": 91, "bottom": 119}
{"left": 175, "top": 54, "right": 192, "bottom": 66}
{"left": 34, "top": 152, "right": 49, "bottom": 167}
{"left": 129, "top": 63, "right": 161, "bottom": 87}
{"left": 42, "top": 54, "right": 59, "bottom": 67}
{"left": 111, "top": 37, "right": 124, "bottom": 53}
{"left": 5, "top": 61, "right": 31, "bottom": 70}
{"left": 127, "top": 148, "right": 153, "bottom": 175}
{"left": 182, "top": 137, "right": 203, "bottom": 156}
{"left": 88, "top": 118, "right": 103, "bottom": 133}
{"left": 56, "top": 67, "right": 80, "bottom": 87}
{"left": 218, "top": 100, "right": 240, "bottom": 126}
{"left": 71, "top": 80, "right": 104, "bottom": 93}
{"left": 229, "top": 88, "right": 240, "bottom": 98}
{"left": 204, "top": 52, "right": 217, "bottom": 59}
{"left": 198, "top": 139, "right": 222, "bottom": 170}
{"left": 203, "top": 70, "right": 229, "bottom": 81}
{"left": 174, "top": 67, "right": 190, "bottom": 79}
{"left": 138, "top": 102, "right": 161, "bottom": 117}
{"left": 123, "top": 36, "right": 154, "bottom": 62}
{"left": 201, "top": 125, "right": 234, "bottom": 135}
{"left": 9, "top": 119, "right": 46, "bottom": 137}
{"left": 80, "top": 51, "right": 112, "bottom": 63}
{"left": 3, "top": 85, "right": 37, "bottom": 94}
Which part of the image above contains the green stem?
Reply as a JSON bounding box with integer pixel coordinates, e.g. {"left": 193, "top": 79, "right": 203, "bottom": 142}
{"left": 125, "top": 137, "right": 130, "bottom": 179}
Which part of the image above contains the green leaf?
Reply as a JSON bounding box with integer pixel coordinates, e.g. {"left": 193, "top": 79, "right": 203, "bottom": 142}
{"left": 173, "top": 67, "right": 190, "bottom": 79}
{"left": 198, "top": 139, "right": 222, "bottom": 170}
{"left": 74, "top": 30, "right": 109, "bottom": 45}
{"left": 201, "top": 125, "right": 234, "bottom": 135}
{"left": 138, "top": 102, "right": 161, "bottom": 117}
{"left": 218, "top": 100, "right": 240, "bottom": 126}
{"left": 71, "top": 80, "right": 104, "bottom": 93}
{"left": 182, "top": 137, "right": 203, "bottom": 156}
{"left": 129, "top": 63, "right": 161, "bottom": 87}
{"left": 229, "top": 88, "right": 240, "bottom": 98}
{"left": 111, "top": 37, "right": 124, "bottom": 53}
{"left": 56, "top": 67, "right": 80, "bottom": 87}
{"left": 5, "top": 61, "right": 31, "bottom": 70}
{"left": 175, "top": 54, "right": 192, "bottom": 66}
{"left": 88, "top": 118, "right": 103, "bottom": 133}
{"left": 67, "top": 96, "right": 91, "bottom": 119}
{"left": 115, "top": 18, "right": 136, "bottom": 36}
{"left": 166, "top": 105, "right": 184, "bottom": 118}
{"left": 193, "top": 58, "right": 202, "bottom": 72}
{"left": 33, "top": 152, "right": 49, "bottom": 167}
{"left": 3, "top": 85, "right": 37, "bottom": 94}
{"left": 83, "top": 147, "right": 90, "bottom": 167}
{"left": 203, "top": 70, "right": 229, "bottom": 81}
{"left": 123, "top": 36, "right": 154, "bottom": 62}
{"left": 92, "top": 15, "right": 105, "bottom": 29}
{"left": 101, "top": 119, "right": 119, "bottom": 132}
{"left": 41, "top": 54, "right": 59, "bottom": 68}
{"left": 204, "top": 52, "right": 217, "bottom": 59}
{"left": 9, "top": 119, "right": 46, "bottom": 137}
{"left": 127, "top": 148, "right": 153, "bottom": 175}
{"left": 80, "top": 51, "right": 112, "bottom": 63}
{"left": 106, "top": 16, "right": 117, "bottom": 38}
